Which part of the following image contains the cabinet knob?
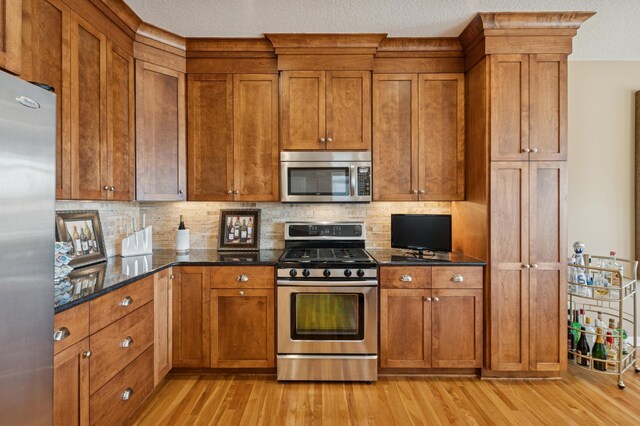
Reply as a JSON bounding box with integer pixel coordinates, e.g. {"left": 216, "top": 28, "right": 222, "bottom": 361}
{"left": 227, "top": 190, "right": 233, "bottom": 194}
{"left": 522, "top": 264, "right": 531, "bottom": 269}
{"left": 169, "top": 274, "right": 175, "bottom": 280}
{"left": 122, "top": 388, "right": 134, "bottom": 401}
{"left": 239, "top": 290, "right": 245, "bottom": 296}
{"left": 426, "top": 297, "right": 432, "bottom": 302}
{"left": 237, "top": 274, "right": 249, "bottom": 282}
{"left": 53, "top": 327, "right": 70, "bottom": 342}
{"left": 434, "top": 297, "right": 440, "bottom": 302}
{"left": 233, "top": 190, "right": 239, "bottom": 194}
{"left": 530, "top": 148, "right": 538, "bottom": 153}
{"left": 419, "top": 190, "right": 425, "bottom": 195}
{"left": 320, "top": 137, "right": 326, "bottom": 143}
{"left": 103, "top": 185, "right": 110, "bottom": 190}
{"left": 451, "top": 274, "right": 464, "bottom": 283}
{"left": 82, "top": 350, "right": 92, "bottom": 359}
{"left": 399, "top": 274, "right": 412, "bottom": 282}
{"left": 119, "top": 296, "right": 133, "bottom": 307}
{"left": 522, "top": 148, "right": 531, "bottom": 153}
{"left": 110, "top": 186, "right": 116, "bottom": 192}
{"left": 178, "top": 189, "right": 184, "bottom": 195}
{"left": 327, "top": 137, "right": 333, "bottom": 143}
{"left": 531, "top": 264, "right": 539, "bottom": 269}
{"left": 411, "top": 190, "right": 418, "bottom": 194}
{"left": 121, "top": 336, "right": 134, "bottom": 348}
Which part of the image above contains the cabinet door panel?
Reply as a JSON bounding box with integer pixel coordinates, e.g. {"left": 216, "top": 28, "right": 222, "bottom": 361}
{"left": 490, "top": 55, "right": 529, "bottom": 161}
{"left": 372, "top": 74, "right": 419, "bottom": 201}
{"left": 106, "top": 42, "right": 134, "bottom": 200}
{"left": 24, "top": 0, "right": 71, "bottom": 198}
{"left": 187, "top": 74, "right": 233, "bottom": 200}
{"left": 210, "top": 289, "right": 275, "bottom": 368}
{"left": 418, "top": 74, "right": 464, "bottom": 200}
{"left": 172, "top": 267, "right": 210, "bottom": 368}
{"left": 70, "top": 14, "right": 106, "bottom": 200}
{"left": 154, "top": 268, "right": 172, "bottom": 385}
{"left": 326, "top": 71, "right": 371, "bottom": 150}
{"left": 432, "top": 289, "right": 482, "bottom": 368}
{"left": 380, "top": 289, "right": 430, "bottom": 368}
{"left": 136, "top": 61, "right": 186, "bottom": 200}
{"left": 281, "top": 71, "right": 325, "bottom": 150}
{"left": 0, "top": 0, "right": 21, "bottom": 74}
{"left": 529, "top": 162, "right": 567, "bottom": 371}
{"left": 53, "top": 338, "right": 89, "bottom": 426}
{"left": 490, "top": 162, "right": 529, "bottom": 371}
{"left": 234, "top": 74, "right": 279, "bottom": 201}
{"left": 529, "top": 54, "right": 567, "bottom": 161}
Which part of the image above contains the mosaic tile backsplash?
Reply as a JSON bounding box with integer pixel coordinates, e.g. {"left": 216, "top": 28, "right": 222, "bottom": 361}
{"left": 57, "top": 200, "right": 451, "bottom": 255}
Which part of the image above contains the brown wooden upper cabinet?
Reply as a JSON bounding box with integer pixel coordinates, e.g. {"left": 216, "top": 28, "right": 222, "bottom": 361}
{"left": 490, "top": 54, "right": 567, "bottom": 161}
{"left": 489, "top": 161, "right": 567, "bottom": 372}
{"left": 0, "top": 0, "right": 21, "bottom": 74}
{"left": 187, "top": 74, "right": 279, "bottom": 201}
{"left": 136, "top": 61, "right": 186, "bottom": 201}
{"left": 281, "top": 70, "right": 371, "bottom": 151}
{"left": 373, "top": 73, "right": 464, "bottom": 201}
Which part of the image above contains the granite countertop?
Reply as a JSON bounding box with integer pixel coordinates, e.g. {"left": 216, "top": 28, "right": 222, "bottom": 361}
{"left": 54, "top": 249, "right": 283, "bottom": 313}
{"left": 367, "top": 249, "right": 486, "bottom": 266}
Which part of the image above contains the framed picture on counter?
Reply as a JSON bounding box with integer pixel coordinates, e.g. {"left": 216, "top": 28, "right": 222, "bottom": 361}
{"left": 55, "top": 210, "right": 107, "bottom": 267}
{"left": 218, "top": 209, "right": 260, "bottom": 251}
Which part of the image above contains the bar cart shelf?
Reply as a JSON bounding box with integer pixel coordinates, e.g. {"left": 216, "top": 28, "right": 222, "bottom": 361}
{"left": 568, "top": 254, "right": 639, "bottom": 389}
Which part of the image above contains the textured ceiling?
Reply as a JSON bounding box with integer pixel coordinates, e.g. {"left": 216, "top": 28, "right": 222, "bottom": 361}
{"left": 124, "top": 0, "right": 640, "bottom": 60}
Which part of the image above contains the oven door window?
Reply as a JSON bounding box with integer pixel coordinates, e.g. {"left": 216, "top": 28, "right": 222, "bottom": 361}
{"left": 287, "top": 168, "right": 350, "bottom": 196}
{"left": 291, "top": 293, "right": 364, "bottom": 340}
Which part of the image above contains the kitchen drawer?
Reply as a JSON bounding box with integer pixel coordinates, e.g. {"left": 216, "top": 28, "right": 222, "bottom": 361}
{"left": 210, "top": 266, "right": 274, "bottom": 289}
{"left": 89, "top": 302, "right": 154, "bottom": 394}
{"left": 89, "top": 346, "right": 154, "bottom": 426}
{"left": 380, "top": 266, "right": 431, "bottom": 289}
{"left": 89, "top": 275, "right": 154, "bottom": 333}
{"left": 54, "top": 303, "right": 89, "bottom": 355}
{"left": 432, "top": 266, "right": 483, "bottom": 289}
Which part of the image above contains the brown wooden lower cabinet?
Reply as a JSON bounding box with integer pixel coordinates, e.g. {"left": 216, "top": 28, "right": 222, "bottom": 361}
{"left": 379, "top": 266, "right": 483, "bottom": 370}
{"left": 53, "top": 338, "right": 90, "bottom": 426}
{"left": 154, "top": 268, "right": 173, "bottom": 385}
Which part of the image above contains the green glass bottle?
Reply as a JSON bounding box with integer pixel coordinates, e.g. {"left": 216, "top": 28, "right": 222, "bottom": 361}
{"left": 592, "top": 327, "right": 607, "bottom": 371}
{"left": 571, "top": 310, "right": 581, "bottom": 347}
{"left": 576, "top": 326, "right": 590, "bottom": 367}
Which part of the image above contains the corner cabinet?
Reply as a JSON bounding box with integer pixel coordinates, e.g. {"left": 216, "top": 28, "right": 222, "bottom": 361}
{"left": 379, "top": 266, "right": 482, "bottom": 369}
{"left": 0, "top": 0, "right": 21, "bottom": 74}
{"left": 281, "top": 70, "right": 371, "bottom": 151}
{"left": 372, "top": 73, "right": 464, "bottom": 201}
{"left": 135, "top": 61, "right": 187, "bottom": 201}
{"left": 490, "top": 161, "right": 567, "bottom": 372}
{"left": 187, "top": 73, "right": 279, "bottom": 201}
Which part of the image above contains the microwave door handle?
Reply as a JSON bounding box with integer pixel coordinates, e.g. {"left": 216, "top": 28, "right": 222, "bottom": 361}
{"left": 350, "top": 165, "right": 356, "bottom": 196}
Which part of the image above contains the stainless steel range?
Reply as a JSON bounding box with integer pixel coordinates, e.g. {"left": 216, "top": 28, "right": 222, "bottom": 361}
{"left": 277, "top": 222, "right": 378, "bottom": 382}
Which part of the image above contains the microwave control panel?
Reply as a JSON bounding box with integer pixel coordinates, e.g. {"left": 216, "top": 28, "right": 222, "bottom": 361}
{"left": 357, "top": 167, "right": 371, "bottom": 196}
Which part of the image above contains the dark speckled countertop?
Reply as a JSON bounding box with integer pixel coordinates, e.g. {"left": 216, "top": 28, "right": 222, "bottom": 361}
{"left": 367, "top": 249, "right": 486, "bottom": 266}
{"left": 54, "top": 249, "right": 283, "bottom": 313}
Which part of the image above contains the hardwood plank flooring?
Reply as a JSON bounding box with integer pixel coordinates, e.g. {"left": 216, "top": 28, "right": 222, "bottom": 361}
{"left": 130, "top": 364, "right": 640, "bottom": 425}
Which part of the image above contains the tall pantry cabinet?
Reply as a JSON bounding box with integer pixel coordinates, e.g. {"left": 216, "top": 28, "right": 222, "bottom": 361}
{"left": 452, "top": 12, "right": 593, "bottom": 376}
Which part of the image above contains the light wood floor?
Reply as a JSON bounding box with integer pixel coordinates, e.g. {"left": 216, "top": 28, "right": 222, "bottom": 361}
{"left": 130, "top": 365, "right": 640, "bottom": 425}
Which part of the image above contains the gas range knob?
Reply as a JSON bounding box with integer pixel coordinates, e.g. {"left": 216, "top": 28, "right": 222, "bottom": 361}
{"left": 323, "top": 269, "right": 331, "bottom": 278}
{"left": 357, "top": 269, "right": 365, "bottom": 278}
{"left": 302, "top": 269, "right": 311, "bottom": 277}
{"left": 344, "top": 269, "right": 352, "bottom": 277}
{"left": 289, "top": 269, "right": 298, "bottom": 278}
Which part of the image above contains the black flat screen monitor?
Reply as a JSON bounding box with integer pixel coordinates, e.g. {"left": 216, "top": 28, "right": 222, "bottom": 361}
{"left": 391, "top": 214, "right": 452, "bottom": 253}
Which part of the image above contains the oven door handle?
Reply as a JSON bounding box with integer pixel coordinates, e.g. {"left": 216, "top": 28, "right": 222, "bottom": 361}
{"left": 277, "top": 279, "right": 378, "bottom": 287}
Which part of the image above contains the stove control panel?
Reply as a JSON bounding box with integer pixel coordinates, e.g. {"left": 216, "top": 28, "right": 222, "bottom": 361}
{"left": 277, "top": 267, "right": 377, "bottom": 280}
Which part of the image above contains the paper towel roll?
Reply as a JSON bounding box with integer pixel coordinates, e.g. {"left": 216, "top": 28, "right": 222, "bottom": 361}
{"left": 176, "top": 229, "right": 190, "bottom": 254}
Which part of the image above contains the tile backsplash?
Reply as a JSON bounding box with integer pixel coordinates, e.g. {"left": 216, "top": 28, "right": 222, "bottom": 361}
{"left": 57, "top": 200, "right": 451, "bottom": 255}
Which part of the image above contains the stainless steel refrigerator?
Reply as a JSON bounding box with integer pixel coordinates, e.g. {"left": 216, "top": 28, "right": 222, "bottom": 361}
{"left": 0, "top": 70, "right": 56, "bottom": 424}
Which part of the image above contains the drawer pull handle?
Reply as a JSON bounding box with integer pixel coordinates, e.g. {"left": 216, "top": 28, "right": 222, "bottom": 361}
{"left": 82, "top": 350, "right": 92, "bottom": 359}
{"left": 237, "top": 275, "right": 249, "bottom": 282}
{"left": 239, "top": 290, "right": 244, "bottom": 296}
{"left": 121, "top": 336, "right": 134, "bottom": 348}
{"left": 122, "top": 387, "right": 134, "bottom": 401}
{"left": 451, "top": 274, "right": 464, "bottom": 283}
{"left": 400, "top": 275, "right": 412, "bottom": 282}
{"left": 53, "top": 327, "right": 70, "bottom": 341}
{"left": 119, "top": 296, "right": 133, "bottom": 307}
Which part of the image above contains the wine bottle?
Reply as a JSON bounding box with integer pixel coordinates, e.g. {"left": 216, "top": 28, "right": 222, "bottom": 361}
{"left": 72, "top": 226, "right": 82, "bottom": 255}
{"left": 178, "top": 215, "right": 186, "bottom": 230}
{"left": 571, "top": 310, "right": 581, "bottom": 347}
{"left": 234, "top": 217, "right": 240, "bottom": 240}
{"left": 80, "top": 227, "right": 89, "bottom": 254}
{"left": 240, "top": 219, "right": 248, "bottom": 243}
{"left": 247, "top": 218, "right": 253, "bottom": 241}
{"left": 227, "top": 218, "right": 234, "bottom": 242}
{"left": 85, "top": 223, "right": 94, "bottom": 252}
{"left": 592, "top": 327, "right": 607, "bottom": 371}
{"left": 67, "top": 231, "right": 75, "bottom": 256}
{"left": 576, "top": 327, "right": 590, "bottom": 367}
{"left": 584, "top": 317, "right": 596, "bottom": 348}
{"left": 567, "top": 320, "right": 575, "bottom": 360}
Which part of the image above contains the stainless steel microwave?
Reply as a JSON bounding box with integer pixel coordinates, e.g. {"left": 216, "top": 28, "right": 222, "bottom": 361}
{"left": 280, "top": 151, "right": 372, "bottom": 203}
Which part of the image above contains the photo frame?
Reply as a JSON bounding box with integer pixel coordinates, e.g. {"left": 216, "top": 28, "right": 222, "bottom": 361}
{"left": 218, "top": 209, "right": 260, "bottom": 251}
{"left": 55, "top": 210, "right": 107, "bottom": 267}
{"left": 54, "top": 262, "right": 106, "bottom": 308}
